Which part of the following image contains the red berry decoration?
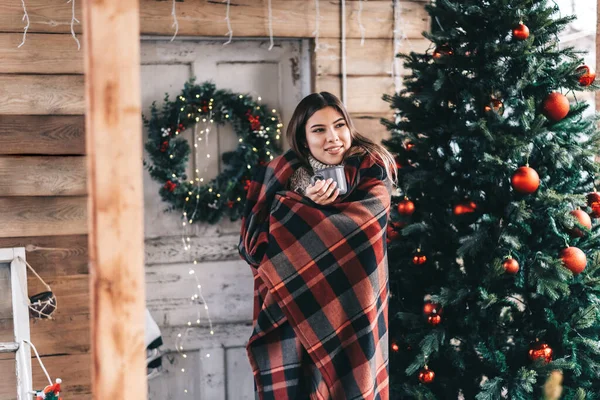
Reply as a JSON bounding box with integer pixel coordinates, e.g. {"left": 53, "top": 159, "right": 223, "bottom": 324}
{"left": 512, "top": 22, "right": 530, "bottom": 40}
{"left": 453, "top": 200, "right": 477, "bottom": 215}
{"left": 391, "top": 342, "right": 399, "bottom": 352}
{"left": 418, "top": 367, "right": 435, "bottom": 384}
{"left": 386, "top": 225, "right": 401, "bottom": 244}
{"left": 560, "top": 246, "right": 587, "bottom": 275}
{"left": 576, "top": 65, "right": 596, "bottom": 86}
{"left": 503, "top": 257, "right": 520, "bottom": 274}
{"left": 568, "top": 209, "right": 592, "bottom": 237}
{"left": 164, "top": 180, "right": 177, "bottom": 192}
{"left": 484, "top": 99, "right": 504, "bottom": 114}
{"left": 398, "top": 198, "right": 416, "bottom": 216}
{"left": 412, "top": 249, "right": 427, "bottom": 265}
{"left": 432, "top": 44, "right": 453, "bottom": 63}
{"left": 587, "top": 192, "right": 600, "bottom": 218}
{"left": 528, "top": 341, "right": 553, "bottom": 363}
{"left": 542, "top": 92, "right": 570, "bottom": 122}
{"left": 511, "top": 166, "right": 540, "bottom": 194}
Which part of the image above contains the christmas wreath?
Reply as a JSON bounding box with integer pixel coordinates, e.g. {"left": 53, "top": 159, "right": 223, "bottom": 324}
{"left": 144, "top": 79, "right": 283, "bottom": 223}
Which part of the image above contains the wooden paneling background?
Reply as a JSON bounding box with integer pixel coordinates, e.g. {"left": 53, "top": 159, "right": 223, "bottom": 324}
{"left": 0, "top": 1, "right": 429, "bottom": 398}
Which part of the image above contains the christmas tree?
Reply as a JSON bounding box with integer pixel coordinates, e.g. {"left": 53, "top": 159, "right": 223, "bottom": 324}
{"left": 383, "top": 0, "right": 600, "bottom": 398}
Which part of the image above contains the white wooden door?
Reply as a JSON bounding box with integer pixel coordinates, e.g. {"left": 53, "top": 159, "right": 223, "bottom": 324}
{"left": 140, "top": 38, "right": 310, "bottom": 400}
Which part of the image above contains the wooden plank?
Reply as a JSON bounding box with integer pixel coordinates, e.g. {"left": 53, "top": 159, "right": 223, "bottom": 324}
{"left": 0, "top": 0, "right": 429, "bottom": 39}
{"left": 146, "top": 260, "right": 253, "bottom": 326}
{"left": 0, "top": 313, "right": 89, "bottom": 359}
{"left": 316, "top": 76, "right": 395, "bottom": 114}
{"left": 226, "top": 347, "right": 255, "bottom": 400}
{"left": 145, "top": 234, "right": 240, "bottom": 265}
{"left": 0, "top": 353, "right": 91, "bottom": 399}
{"left": 0, "top": 75, "right": 84, "bottom": 115}
{"left": 0, "top": 115, "right": 85, "bottom": 155}
{"left": 82, "top": 0, "right": 146, "bottom": 398}
{"left": 316, "top": 38, "right": 430, "bottom": 76}
{"left": 0, "top": 235, "right": 88, "bottom": 277}
{"left": 0, "top": 197, "right": 87, "bottom": 238}
{"left": 0, "top": 156, "right": 86, "bottom": 196}
{"left": 0, "top": 33, "right": 83, "bottom": 74}
{"left": 351, "top": 113, "right": 393, "bottom": 145}
{"left": 148, "top": 350, "right": 203, "bottom": 399}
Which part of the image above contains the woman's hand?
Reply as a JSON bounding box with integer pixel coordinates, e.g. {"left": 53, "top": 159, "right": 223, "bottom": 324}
{"left": 305, "top": 178, "right": 340, "bottom": 205}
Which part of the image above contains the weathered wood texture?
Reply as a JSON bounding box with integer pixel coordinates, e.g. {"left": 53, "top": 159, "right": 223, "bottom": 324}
{"left": 0, "top": 115, "right": 86, "bottom": 155}
{"left": 0, "top": 0, "right": 429, "bottom": 39}
{"left": 0, "top": 156, "right": 86, "bottom": 196}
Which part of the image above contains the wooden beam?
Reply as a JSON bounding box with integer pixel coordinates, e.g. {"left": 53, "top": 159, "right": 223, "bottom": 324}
{"left": 82, "top": 0, "right": 146, "bottom": 398}
{"left": 0, "top": 0, "right": 430, "bottom": 39}
{"left": 316, "top": 76, "right": 395, "bottom": 114}
{"left": 0, "top": 156, "right": 86, "bottom": 196}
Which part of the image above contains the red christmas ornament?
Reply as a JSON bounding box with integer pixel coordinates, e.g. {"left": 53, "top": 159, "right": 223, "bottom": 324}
{"left": 503, "top": 257, "right": 520, "bottom": 274}
{"left": 418, "top": 367, "right": 435, "bottom": 384}
{"left": 432, "top": 44, "right": 453, "bottom": 62}
{"left": 244, "top": 179, "right": 251, "bottom": 191}
{"left": 391, "top": 342, "right": 400, "bottom": 352}
{"left": 423, "top": 302, "right": 441, "bottom": 315}
{"left": 427, "top": 314, "right": 442, "bottom": 326}
{"left": 405, "top": 142, "right": 415, "bottom": 151}
{"left": 511, "top": 166, "right": 540, "bottom": 194}
{"left": 484, "top": 99, "right": 504, "bottom": 114}
{"left": 160, "top": 140, "right": 169, "bottom": 152}
{"left": 178, "top": 123, "right": 185, "bottom": 131}
{"left": 164, "top": 180, "right": 177, "bottom": 192}
{"left": 453, "top": 200, "right": 477, "bottom": 215}
{"left": 576, "top": 65, "right": 596, "bottom": 86}
{"left": 542, "top": 92, "right": 570, "bottom": 122}
{"left": 568, "top": 209, "right": 592, "bottom": 237}
{"left": 227, "top": 200, "right": 235, "bottom": 209}
{"left": 560, "top": 246, "right": 587, "bottom": 275}
{"left": 587, "top": 192, "right": 600, "bottom": 218}
{"left": 512, "top": 22, "right": 530, "bottom": 40}
{"left": 398, "top": 198, "right": 415, "bottom": 216}
{"left": 412, "top": 249, "right": 427, "bottom": 265}
{"left": 528, "top": 341, "right": 553, "bottom": 363}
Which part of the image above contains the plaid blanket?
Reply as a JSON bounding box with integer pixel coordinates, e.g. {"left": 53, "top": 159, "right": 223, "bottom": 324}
{"left": 239, "top": 149, "right": 391, "bottom": 400}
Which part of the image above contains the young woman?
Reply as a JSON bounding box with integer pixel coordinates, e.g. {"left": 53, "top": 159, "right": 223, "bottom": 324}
{"left": 240, "top": 92, "right": 396, "bottom": 400}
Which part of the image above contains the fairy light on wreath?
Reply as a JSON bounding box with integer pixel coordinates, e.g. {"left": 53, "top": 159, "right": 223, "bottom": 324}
{"left": 144, "top": 79, "right": 283, "bottom": 394}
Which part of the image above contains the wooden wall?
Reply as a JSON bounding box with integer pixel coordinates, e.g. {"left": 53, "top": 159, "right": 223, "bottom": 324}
{"left": 0, "top": 1, "right": 429, "bottom": 398}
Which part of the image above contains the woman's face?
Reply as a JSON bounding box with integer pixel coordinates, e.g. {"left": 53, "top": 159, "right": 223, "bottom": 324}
{"left": 304, "top": 107, "right": 352, "bottom": 165}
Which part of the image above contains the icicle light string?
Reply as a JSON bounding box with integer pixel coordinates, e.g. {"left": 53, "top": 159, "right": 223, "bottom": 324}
{"left": 224, "top": 0, "right": 233, "bottom": 45}
{"left": 170, "top": 0, "right": 180, "bottom": 42}
{"left": 67, "top": 0, "right": 81, "bottom": 50}
{"left": 17, "top": 0, "right": 30, "bottom": 48}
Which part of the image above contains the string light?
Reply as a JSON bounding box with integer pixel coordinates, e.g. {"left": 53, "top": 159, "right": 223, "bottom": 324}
{"left": 17, "top": 0, "right": 30, "bottom": 48}
{"left": 67, "top": 0, "right": 81, "bottom": 50}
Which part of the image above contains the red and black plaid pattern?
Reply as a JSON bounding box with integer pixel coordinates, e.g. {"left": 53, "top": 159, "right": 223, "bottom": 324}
{"left": 239, "top": 149, "right": 392, "bottom": 400}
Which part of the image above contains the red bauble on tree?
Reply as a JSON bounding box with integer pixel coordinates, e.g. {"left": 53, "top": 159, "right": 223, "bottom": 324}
{"left": 503, "top": 256, "right": 520, "bottom": 274}
{"left": 164, "top": 180, "right": 177, "bottom": 192}
{"left": 453, "top": 200, "right": 477, "bottom": 215}
{"left": 418, "top": 366, "right": 435, "bottom": 384}
{"left": 423, "top": 302, "right": 441, "bottom": 315}
{"left": 484, "top": 99, "right": 504, "bottom": 114}
{"left": 528, "top": 341, "right": 553, "bottom": 363}
{"left": 512, "top": 22, "right": 530, "bottom": 40}
{"left": 568, "top": 209, "right": 592, "bottom": 238}
{"left": 542, "top": 92, "right": 570, "bottom": 121}
{"left": 427, "top": 314, "right": 442, "bottom": 326}
{"left": 587, "top": 192, "right": 600, "bottom": 218}
{"left": 576, "top": 65, "right": 596, "bottom": 86}
{"left": 398, "top": 198, "right": 415, "bottom": 216}
{"left": 511, "top": 165, "right": 540, "bottom": 194}
{"left": 391, "top": 342, "right": 399, "bottom": 352}
{"left": 560, "top": 246, "right": 587, "bottom": 275}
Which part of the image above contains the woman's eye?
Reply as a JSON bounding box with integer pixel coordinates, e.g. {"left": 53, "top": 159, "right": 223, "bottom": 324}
{"left": 313, "top": 128, "right": 324, "bottom": 133}
{"left": 336, "top": 123, "right": 346, "bottom": 128}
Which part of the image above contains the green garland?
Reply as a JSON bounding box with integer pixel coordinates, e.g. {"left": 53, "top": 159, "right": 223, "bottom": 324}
{"left": 144, "top": 79, "right": 283, "bottom": 223}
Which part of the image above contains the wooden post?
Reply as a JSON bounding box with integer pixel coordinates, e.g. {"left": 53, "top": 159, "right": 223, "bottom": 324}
{"left": 81, "top": 1, "right": 147, "bottom": 399}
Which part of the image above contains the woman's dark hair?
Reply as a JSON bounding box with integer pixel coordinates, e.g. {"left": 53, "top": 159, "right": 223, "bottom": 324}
{"left": 286, "top": 91, "right": 398, "bottom": 185}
